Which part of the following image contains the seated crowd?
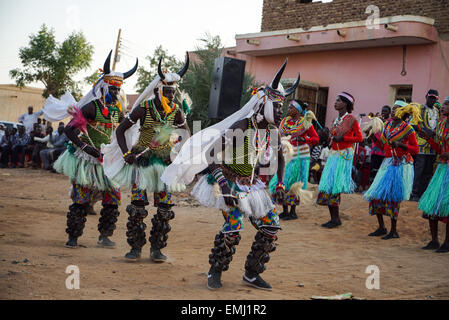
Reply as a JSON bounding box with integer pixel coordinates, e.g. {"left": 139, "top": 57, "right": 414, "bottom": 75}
{"left": 0, "top": 119, "right": 68, "bottom": 170}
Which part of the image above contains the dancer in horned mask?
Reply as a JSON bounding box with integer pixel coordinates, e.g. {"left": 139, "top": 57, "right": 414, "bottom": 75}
{"left": 102, "top": 54, "right": 190, "bottom": 261}
{"left": 44, "top": 50, "right": 138, "bottom": 248}
{"left": 161, "top": 59, "right": 299, "bottom": 290}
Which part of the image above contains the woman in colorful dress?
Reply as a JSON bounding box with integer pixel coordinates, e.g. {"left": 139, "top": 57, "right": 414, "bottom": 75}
{"left": 363, "top": 102, "right": 420, "bottom": 239}
{"left": 316, "top": 92, "right": 363, "bottom": 228}
{"left": 418, "top": 97, "right": 449, "bottom": 252}
{"left": 269, "top": 99, "right": 319, "bottom": 220}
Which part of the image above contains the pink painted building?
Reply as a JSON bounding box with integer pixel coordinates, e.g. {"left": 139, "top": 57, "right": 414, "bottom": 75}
{"left": 228, "top": 0, "right": 449, "bottom": 128}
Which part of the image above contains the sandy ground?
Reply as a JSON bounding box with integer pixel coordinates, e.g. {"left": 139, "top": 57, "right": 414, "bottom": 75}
{"left": 0, "top": 168, "right": 448, "bottom": 300}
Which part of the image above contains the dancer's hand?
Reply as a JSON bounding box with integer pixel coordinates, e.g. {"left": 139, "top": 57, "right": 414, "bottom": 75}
{"left": 333, "top": 135, "right": 344, "bottom": 142}
{"left": 83, "top": 145, "right": 101, "bottom": 158}
{"left": 440, "top": 152, "right": 449, "bottom": 161}
{"left": 124, "top": 153, "right": 137, "bottom": 164}
{"left": 221, "top": 184, "right": 238, "bottom": 207}
{"left": 391, "top": 141, "right": 407, "bottom": 150}
{"left": 275, "top": 188, "right": 285, "bottom": 204}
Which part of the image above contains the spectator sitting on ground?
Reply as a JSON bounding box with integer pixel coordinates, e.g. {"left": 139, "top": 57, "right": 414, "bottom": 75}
{"left": 11, "top": 126, "right": 30, "bottom": 168}
{"left": 0, "top": 128, "right": 14, "bottom": 168}
{"left": 18, "top": 106, "right": 43, "bottom": 134}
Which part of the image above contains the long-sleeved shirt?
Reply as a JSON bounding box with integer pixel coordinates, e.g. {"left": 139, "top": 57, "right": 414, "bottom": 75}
{"left": 13, "top": 133, "right": 31, "bottom": 147}
{"left": 410, "top": 104, "right": 439, "bottom": 155}
{"left": 371, "top": 132, "right": 385, "bottom": 157}
{"left": 18, "top": 110, "right": 43, "bottom": 134}
{"left": 279, "top": 116, "right": 319, "bottom": 158}
{"left": 330, "top": 113, "right": 363, "bottom": 151}
{"left": 52, "top": 132, "right": 69, "bottom": 148}
{"left": 380, "top": 120, "right": 419, "bottom": 160}
{"left": 428, "top": 119, "right": 449, "bottom": 158}
{"left": 0, "top": 135, "right": 12, "bottom": 148}
{"left": 34, "top": 131, "right": 68, "bottom": 148}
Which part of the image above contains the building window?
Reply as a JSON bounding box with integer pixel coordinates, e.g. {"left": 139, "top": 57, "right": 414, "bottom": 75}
{"left": 390, "top": 85, "right": 413, "bottom": 104}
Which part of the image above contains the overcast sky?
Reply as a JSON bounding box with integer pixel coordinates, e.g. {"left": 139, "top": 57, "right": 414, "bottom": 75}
{"left": 0, "top": 0, "right": 266, "bottom": 94}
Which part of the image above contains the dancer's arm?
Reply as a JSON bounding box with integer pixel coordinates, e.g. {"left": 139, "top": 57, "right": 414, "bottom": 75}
{"left": 207, "top": 119, "right": 247, "bottom": 207}
{"left": 342, "top": 120, "right": 363, "bottom": 143}
{"left": 304, "top": 125, "right": 319, "bottom": 146}
{"left": 174, "top": 109, "right": 191, "bottom": 139}
{"left": 115, "top": 106, "right": 145, "bottom": 164}
{"left": 64, "top": 102, "right": 99, "bottom": 158}
{"left": 391, "top": 131, "right": 419, "bottom": 154}
{"left": 274, "top": 130, "right": 286, "bottom": 203}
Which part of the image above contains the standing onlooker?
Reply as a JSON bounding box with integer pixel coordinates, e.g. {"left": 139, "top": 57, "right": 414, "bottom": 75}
{"left": 0, "top": 128, "right": 13, "bottom": 168}
{"left": 410, "top": 89, "right": 440, "bottom": 201}
{"left": 18, "top": 105, "right": 43, "bottom": 134}
{"left": 11, "top": 126, "right": 30, "bottom": 168}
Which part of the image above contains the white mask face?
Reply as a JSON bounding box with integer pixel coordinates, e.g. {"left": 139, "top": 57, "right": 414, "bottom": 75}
{"left": 264, "top": 100, "right": 275, "bottom": 124}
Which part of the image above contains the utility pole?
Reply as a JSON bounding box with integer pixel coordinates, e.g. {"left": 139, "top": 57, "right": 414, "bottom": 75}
{"left": 112, "top": 29, "right": 122, "bottom": 71}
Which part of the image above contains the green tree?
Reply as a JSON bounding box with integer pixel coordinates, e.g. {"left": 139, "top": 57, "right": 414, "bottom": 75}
{"left": 84, "top": 70, "right": 102, "bottom": 86}
{"left": 134, "top": 34, "right": 260, "bottom": 129}
{"left": 9, "top": 24, "right": 93, "bottom": 100}
{"left": 135, "top": 45, "right": 183, "bottom": 94}
{"left": 181, "top": 33, "right": 260, "bottom": 129}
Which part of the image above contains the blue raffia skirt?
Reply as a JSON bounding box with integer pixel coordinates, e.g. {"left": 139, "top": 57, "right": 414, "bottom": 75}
{"left": 318, "top": 148, "right": 355, "bottom": 196}
{"left": 363, "top": 157, "right": 414, "bottom": 203}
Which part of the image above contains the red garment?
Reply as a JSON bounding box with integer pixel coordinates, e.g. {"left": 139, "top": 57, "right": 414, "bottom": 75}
{"left": 371, "top": 132, "right": 385, "bottom": 156}
{"left": 290, "top": 125, "right": 319, "bottom": 147}
{"left": 428, "top": 121, "right": 449, "bottom": 154}
{"left": 331, "top": 114, "right": 363, "bottom": 150}
{"left": 383, "top": 131, "right": 419, "bottom": 159}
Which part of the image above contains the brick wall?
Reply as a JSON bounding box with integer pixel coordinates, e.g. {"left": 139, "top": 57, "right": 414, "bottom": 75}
{"left": 261, "top": 0, "right": 449, "bottom": 35}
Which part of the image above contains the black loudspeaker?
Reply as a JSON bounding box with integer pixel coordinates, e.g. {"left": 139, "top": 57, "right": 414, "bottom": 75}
{"left": 208, "top": 57, "right": 246, "bottom": 120}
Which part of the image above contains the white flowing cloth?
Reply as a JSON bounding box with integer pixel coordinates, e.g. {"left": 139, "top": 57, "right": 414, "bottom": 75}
{"left": 41, "top": 71, "right": 124, "bottom": 122}
{"left": 191, "top": 174, "right": 274, "bottom": 219}
{"left": 101, "top": 73, "right": 181, "bottom": 180}
{"left": 161, "top": 91, "right": 274, "bottom": 186}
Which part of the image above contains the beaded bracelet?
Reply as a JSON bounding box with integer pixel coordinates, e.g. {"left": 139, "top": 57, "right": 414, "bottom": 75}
{"left": 125, "top": 113, "right": 136, "bottom": 124}
{"left": 212, "top": 168, "right": 228, "bottom": 187}
{"left": 276, "top": 182, "right": 285, "bottom": 192}
{"left": 123, "top": 150, "right": 132, "bottom": 159}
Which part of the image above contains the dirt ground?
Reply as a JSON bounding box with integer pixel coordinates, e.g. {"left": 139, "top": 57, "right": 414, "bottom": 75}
{"left": 0, "top": 168, "right": 448, "bottom": 300}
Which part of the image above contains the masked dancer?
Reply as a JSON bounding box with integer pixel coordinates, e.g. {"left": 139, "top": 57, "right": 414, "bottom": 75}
{"left": 44, "top": 50, "right": 138, "bottom": 248}
{"left": 161, "top": 59, "right": 300, "bottom": 290}
{"left": 102, "top": 54, "right": 190, "bottom": 262}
